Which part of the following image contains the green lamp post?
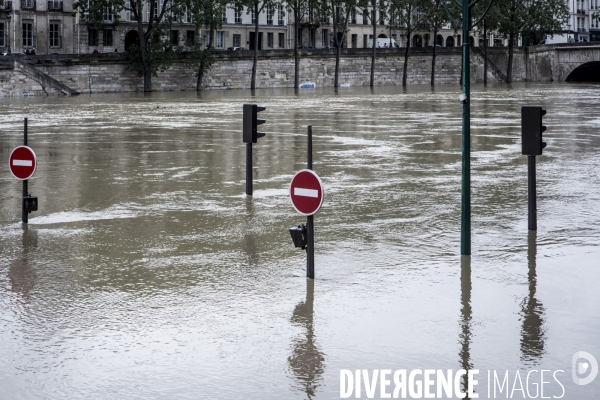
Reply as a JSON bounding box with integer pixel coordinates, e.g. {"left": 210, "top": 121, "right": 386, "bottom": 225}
{"left": 443, "top": 0, "right": 493, "bottom": 256}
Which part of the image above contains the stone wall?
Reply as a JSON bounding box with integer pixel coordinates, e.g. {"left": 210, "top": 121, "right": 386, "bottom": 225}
{"left": 0, "top": 44, "right": 596, "bottom": 96}
{"left": 0, "top": 63, "right": 64, "bottom": 96}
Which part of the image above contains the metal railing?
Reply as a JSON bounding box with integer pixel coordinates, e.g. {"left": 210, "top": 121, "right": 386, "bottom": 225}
{"left": 577, "top": 8, "right": 587, "bottom": 14}
{"left": 0, "top": 0, "right": 12, "bottom": 10}
{"left": 47, "top": 0, "right": 61, "bottom": 11}
{"left": 21, "top": 0, "right": 35, "bottom": 9}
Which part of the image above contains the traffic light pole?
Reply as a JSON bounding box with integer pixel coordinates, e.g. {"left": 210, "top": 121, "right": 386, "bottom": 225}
{"left": 528, "top": 156, "right": 537, "bottom": 231}
{"left": 306, "top": 125, "right": 314, "bottom": 279}
{"left": 246, "top": 143, "right": 252, "bottom": 196}
{"left": 22, "top": 117, "right": 28, "bottom": 224}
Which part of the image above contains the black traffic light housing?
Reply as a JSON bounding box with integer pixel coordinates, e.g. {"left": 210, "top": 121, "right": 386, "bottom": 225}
{"left": 522, "top": 106, "right": 547, "bottom": 156}
{"left": 23, "top": 195, "right": 38, "bottom": 213}
{"left": 243, "top": 104, "right": 266, "bottom": 144}
{"left": 289, "top": 224, "right": 307, "bottom": 250}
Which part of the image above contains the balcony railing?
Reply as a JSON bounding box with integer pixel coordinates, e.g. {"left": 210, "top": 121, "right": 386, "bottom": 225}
{"left": 0, "top": 0, "right": 12, "bottom": 10}
{"left": 47, "top": 0, "right": 61, "bottom": 11}
{"left": 21, "top": 0, "right": 35, "bottom": 9}
{"left": 577, "top": 8, "right": 587, "bottom": 14}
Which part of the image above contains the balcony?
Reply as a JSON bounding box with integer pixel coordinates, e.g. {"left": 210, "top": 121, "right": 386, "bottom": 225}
{"left": 47, "top": 0, "right": 61, "bottom": 11}
{"left": 21, "top": 0, "right": 35, "bottom": 9}
{"left": 0, "top": 0, "right": 12, "bottom": 10}
{"left": 577, "top": 8, "right": 586, "bottom": 14}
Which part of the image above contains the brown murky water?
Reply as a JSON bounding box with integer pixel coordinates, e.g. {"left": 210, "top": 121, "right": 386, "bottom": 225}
{"left": 1, "top": 83, "right": 600, "bottom": 399}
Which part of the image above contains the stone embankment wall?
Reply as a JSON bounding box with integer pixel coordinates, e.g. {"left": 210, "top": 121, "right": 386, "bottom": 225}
{"left": 0, "top": 48, "right": 502, "bottom": 96}
{"left": 2, "top": 43, "right": 597, "bottom": 96}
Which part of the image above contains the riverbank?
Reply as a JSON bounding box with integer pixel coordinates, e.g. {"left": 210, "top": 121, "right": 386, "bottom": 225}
{"left": 0, "top": 44, "right": 588, "bottom": 96}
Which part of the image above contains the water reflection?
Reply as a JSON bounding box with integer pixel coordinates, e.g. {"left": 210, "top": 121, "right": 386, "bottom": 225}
{"left": 288, "top": 279, "right": 325, "bottom": 399}
{"left": 9, "top": 226, "right": 37, "bottom": 298}
{"left": 519, "top": 231, "right": 546, "bottom": 364}
{"left": 459, "top": 256, "right": 473, "bottom": 399}
{"left": 242, "top": 197, "right": 260, "bottom": 267}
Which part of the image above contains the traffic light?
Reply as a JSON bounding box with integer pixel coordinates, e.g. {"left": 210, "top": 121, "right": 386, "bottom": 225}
{"left": 289, "top": 224, "right": 307, "bottom": 250}
{"left": 243, "top": 104, "right": 266, "bottom": 144}
{"left": 23, "top": 195, "right": 38, "bottom": 213}
{"left": 522, "top": 106, "right": 547, "bottom": 156}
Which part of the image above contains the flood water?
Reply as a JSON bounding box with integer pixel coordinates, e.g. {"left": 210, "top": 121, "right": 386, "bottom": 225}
{"left": 1, "top": 83, "right": 600, "bottom": 399}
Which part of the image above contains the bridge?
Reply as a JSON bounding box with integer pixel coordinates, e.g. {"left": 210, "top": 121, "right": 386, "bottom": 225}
{"left": 483, "top": 43, "right": 600, "bottom": 83}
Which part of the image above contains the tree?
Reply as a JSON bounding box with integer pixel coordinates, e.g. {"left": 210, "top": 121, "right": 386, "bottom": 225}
{"left": 287, "top": 0, "right": 322, "bottom": 88}
{"left": 422, "top": 0, "right": 448, "bottom": 85}
{"left": 471, "top": 0, "right": 501, "bottom": 84}
{"left": 236, "top": 0, "right": 278, "bottom": 90}
{"left": 357, "top": 0, "right": 378, "bottom": 87}
{"left": 326, "top": 0, "right": 357, "bottom": 87}
{"left": 389, "top": 0, "right": 426, "bottom": 86}
{"left": 186, "top": 0, "right": 223, "bottom": 90}
{"left": 77, "top": 0, "right": 185, "bottom": 92}
{"left": 494, "top": 0, "right": 567, "bottom": 82}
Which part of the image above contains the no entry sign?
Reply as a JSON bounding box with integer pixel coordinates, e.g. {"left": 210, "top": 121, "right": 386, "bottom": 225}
{"left": 9, "top": 146, "right": 37, "bottom": 180}
{"left": 290, "top": 169, "right": 324, "bottom": 216}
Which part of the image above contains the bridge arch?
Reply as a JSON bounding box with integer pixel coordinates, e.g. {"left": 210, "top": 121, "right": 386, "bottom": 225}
{"left": 566, "top": 61, "right": 600, "bottom": 82}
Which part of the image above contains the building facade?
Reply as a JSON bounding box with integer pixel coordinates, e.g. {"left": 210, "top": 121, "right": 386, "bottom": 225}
{"left": 73, "top": 3, "right": 288, "bottom": 54}
{"left": 0, "top": 0, "right": 75, "bottom": 54}
{"left": 547, "top": 0, "right": 599, "bottom": 43}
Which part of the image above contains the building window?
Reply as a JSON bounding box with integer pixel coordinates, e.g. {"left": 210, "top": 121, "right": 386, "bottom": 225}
{"left": 266, "top": 4, "right": 273, "bottom": 25}
{"left": 103, "top": 7, "right": 113, "bottom": 22}
{"left": 0, "top": 23, "right": 4, "bottom": 47}
{"left": 186, "top": 30, "right": 195, "bottom": 45}
{"left": 235, "top": 7, "right": 242, "bottom": 24}
{"left": 278, "top": 32, "right": 284, "bottom": 48}
{"left": 216, "top": 31, "right": 224, "bottom": 48}
{"left": 363, "top": 9, "right": 369, "bottom": 24}
{"left": 251, "top": 9, "right": 256, "bottom": 24}
{"left": 204, "top": 31, "right": 210, "bottom": 48}
{"left": 222, "top": 5, "right": 227, "bottom": 23}
{"left": 89, "top": 28, "right": 98, "bottom": 46}
{"left": 278, "top": 4, "right": 284, "bottom": 25}
{"left": 102, "top": 29, "right": 112, "bottom": 46}
{"left": 126, "top": 0, "right": 136, "bottom": 21}
{"left": 267, "top": 32, "right": 273, "bottom": 47}
{"left": 321, "top": 29, "right": 328, "bottom": 48}
{"left": 351, "top": 34, "right": 357, "bottom": 48}
{"left": 351, "top": 9, "right": 356, "bottom": 24}
{"left": 171, "top": 30, "right": 178, "bottom": 45}
{"left": 22, "top": 20, "right": 33, "bottom": 47}
{"left": 233, "top": 34, "right": 240, "bottom": 47}
{"left": 363, "top": 34, "right": 367, "bottom": 48}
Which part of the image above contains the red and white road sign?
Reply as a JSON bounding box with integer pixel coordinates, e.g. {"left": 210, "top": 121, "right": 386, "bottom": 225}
{"left": 290, "top": 169, "right": 324, "bottom": 216}
{"left": 9, "top": 146, "right": 37, "bottom": 180}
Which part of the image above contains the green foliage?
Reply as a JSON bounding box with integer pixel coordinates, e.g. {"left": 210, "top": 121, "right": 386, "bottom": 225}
{"left": 125, "top": 26, "right": 177, "bottom": 78}
{"left": 493, "top": 0, "right": 568, "bottom": 45}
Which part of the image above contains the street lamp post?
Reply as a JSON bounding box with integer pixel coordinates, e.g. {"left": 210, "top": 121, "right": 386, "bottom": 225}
{"left": 443, "top": 0, "right": 494, "bottom": 256}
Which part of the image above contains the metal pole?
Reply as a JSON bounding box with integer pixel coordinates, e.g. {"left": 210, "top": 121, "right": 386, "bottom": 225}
{"left": 460, "top": 4, "right": 471, "bottom": 256}
{"left": 306, "top": 125, "right": 314, "bottom": 279}
{"left": 246, "top": 143, "right": 252, "bottom": 196}
{"left": 22, "top": 117, "right": 28, "bottom": 224}
{"left": 528, "top": 155, "right": 536, "bottom": 231}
